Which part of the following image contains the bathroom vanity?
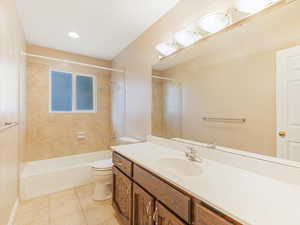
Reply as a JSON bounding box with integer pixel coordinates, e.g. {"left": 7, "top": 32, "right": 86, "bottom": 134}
{"left": 111, "top": 143, "right": 243, "bottom": 225}
{"left": 111, "top": 139, "right": 300, "bottom": 225}
{"left": 112, "top": 151, "right": 239, "bottom": 225}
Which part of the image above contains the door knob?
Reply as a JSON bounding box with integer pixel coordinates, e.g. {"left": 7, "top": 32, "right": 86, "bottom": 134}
{"left": 278, "top": 130, "right": 286, "bottom": 137}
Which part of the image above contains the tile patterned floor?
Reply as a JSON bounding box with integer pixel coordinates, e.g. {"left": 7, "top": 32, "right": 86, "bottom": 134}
{"left": 14, "top": 184, "right": 120, "bottom": 225}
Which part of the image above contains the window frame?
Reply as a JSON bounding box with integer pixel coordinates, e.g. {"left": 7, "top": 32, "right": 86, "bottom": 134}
{"left": 49, "top": 69, "right": 97, "bottom": 113}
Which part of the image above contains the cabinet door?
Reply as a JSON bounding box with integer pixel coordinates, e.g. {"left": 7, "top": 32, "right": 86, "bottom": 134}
{"left": 112, "top": 167, "right": 132, "bottom": 225}
{"left": 193, "top": 201, "right": 237, "bottom": 225}
{"left": 133, "top": 165, "right": 191, "bottom": 223}
{"left": 133, "top": 184, "right": 155, "bottom": 225}
{"left": 154, "top": 201, "right": 187, "bottom": 225}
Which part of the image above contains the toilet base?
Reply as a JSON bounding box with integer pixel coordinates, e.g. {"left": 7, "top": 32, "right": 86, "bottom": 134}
{"left": 93, "top": 182, "right": 112, "bottom": 201}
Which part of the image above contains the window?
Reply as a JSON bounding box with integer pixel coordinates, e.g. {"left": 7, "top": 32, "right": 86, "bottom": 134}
{"left": 76, "top": 75, "right": 94, "bottom": 111}
{"left": 50, "top": 70, "right": 96, "bottom": 113}
{"left": 51, "top": 71, "right": 73, "bottom": 112}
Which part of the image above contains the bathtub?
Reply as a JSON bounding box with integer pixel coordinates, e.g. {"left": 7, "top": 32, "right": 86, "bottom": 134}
{"left": 20, "top": 151, "right": 112, "bottom": 200}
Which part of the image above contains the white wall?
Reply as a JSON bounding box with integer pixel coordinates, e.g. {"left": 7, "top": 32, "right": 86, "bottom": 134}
{"left": 0, "top": 0, "right": 26, "bottom": 224}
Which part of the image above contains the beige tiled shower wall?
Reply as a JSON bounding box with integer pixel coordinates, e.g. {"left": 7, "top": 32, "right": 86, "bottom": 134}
{"left": 25, "top": 45, "right": 113, "bottom": 161}
{"left": 152, "top": 78, "right": 182, "bottom": 139}
{"left": 151, "top": 78, "right": 164, "bottom": 137}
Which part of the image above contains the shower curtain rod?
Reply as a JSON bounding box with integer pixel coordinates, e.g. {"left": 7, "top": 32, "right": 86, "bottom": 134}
{"left": 22, "top": 52, "right": 125, "bottom": 73}
{"left": 152, "top": 75, "right": 177, "bottom": 81}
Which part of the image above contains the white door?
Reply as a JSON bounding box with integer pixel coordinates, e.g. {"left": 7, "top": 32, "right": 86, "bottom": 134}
{"left": 277, "top": 46, "right": 300, "bottom": 162}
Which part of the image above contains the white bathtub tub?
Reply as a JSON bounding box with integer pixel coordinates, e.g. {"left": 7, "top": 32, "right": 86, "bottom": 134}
{"left": 20, "top": 151, "right": 112, "bottom": 200}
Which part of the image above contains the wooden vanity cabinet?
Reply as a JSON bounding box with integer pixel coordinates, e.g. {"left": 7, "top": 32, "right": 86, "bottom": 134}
{"left": 113, "top": 152, "right": 133, "bottom": 177}
{"left": 133, "top": 164, "right": 191, "bottom": 223}
{"left": 112, "top": 167, "right": 133, "bottom": 225}
{"left": 112, "top": 152, "right": 242, "bottom": 225}
{"left": 154, "top": 201, "right": 187, "bottom": 225}
{"left": 132, "top": 183, "right": 155, "bottom": 225}
{"left": 192, "top": 201, "right": 241, "bottom": 225}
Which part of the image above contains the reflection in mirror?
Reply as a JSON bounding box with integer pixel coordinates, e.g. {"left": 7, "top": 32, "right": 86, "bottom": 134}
{"left": 152, "top": 0, "right": 300, "bottom": 163}
{"left": 152, "top": 76, "right": 182, "bottom": 139}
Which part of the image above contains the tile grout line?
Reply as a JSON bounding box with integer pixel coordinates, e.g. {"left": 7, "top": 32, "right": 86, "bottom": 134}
{"left": 74, "top": 187, "right": 89, "bottom": 225}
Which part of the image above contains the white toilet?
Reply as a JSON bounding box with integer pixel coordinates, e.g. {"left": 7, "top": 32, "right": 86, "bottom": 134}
{"left": 91, "top": 159, "right": 113, "bottom": 201}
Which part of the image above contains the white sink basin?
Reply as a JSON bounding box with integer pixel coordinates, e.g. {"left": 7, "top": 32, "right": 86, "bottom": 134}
{"left": 154, "top": 158, "right": 202, "bottom": 177}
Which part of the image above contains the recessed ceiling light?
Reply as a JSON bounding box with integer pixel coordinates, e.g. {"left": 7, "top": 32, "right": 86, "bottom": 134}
{"left": 175, "top": 28, "right": 203, "bottom": 47}
{"left": 198, "top": 12, "right": 231, "bottom": 33}
{"left": 235, "top": 0, "right": 278, "bottom": 14}
{"left": 68, "top": 32, "right": 80, "bottom": 39}
{"left": 156, "top": 42, "right": 179, "bottom": 56}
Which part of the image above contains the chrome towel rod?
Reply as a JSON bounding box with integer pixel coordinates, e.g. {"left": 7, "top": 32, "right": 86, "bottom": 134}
{"left": 0, "top": 122, "right": 19, "bottom": 132}
{"left": 203, "top": 117, "right": 246, "bottom": 123}
{"left": 152, "top": 75, "right": 177, "bottom": 82}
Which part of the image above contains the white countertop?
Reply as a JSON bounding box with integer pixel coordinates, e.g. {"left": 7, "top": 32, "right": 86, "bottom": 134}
{"left": 111, "top": 142, "right": 300, "bottom": 225}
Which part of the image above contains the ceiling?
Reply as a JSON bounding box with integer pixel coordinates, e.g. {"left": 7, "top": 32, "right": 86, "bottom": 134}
{"left": 16, "top": 0, "right": 179, "bottom": 59}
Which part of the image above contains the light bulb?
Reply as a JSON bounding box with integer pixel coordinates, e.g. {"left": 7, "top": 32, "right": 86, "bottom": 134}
{"left": 68, "top": 32, "right": 80, "bottom": 39}
{"left": 156, "top": 42, "right": 178, "bottom": 56}
{"left": 198, "top": 12, "right": 231, "bottom": 33}
{"left": 174, "top": 29, "right": 202, "bottom": 47}
{"left": 235, "top": 0, "right": 278, "bottom": 14}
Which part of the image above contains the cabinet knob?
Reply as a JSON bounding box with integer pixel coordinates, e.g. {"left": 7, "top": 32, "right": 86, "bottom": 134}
{"left": 278, "top": 130, "right": 286, "bottom": 137}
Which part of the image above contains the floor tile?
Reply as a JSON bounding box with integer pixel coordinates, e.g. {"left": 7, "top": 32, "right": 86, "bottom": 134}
{"left": 83, "top": 204, "right": 115, "bottom": 225}
{"left": 75, "top": 184, "right": 111, "bottom": 211}
{"left": 100, "top": 215, "right": 119, "bottom": 225}
{"left": 75, "top": 184, "right": 95, "bottom": 210}
{"left": 50, "top": 212, "right": 87, "bottom": 225}
{"left": 14, "top": 184, "right": 119, "bottom": 225}
{"left": 15, "top": 196, "right": 49, "bottom": 225}
{"left": 49, "top": 189, "right": 81, "bottom": 218}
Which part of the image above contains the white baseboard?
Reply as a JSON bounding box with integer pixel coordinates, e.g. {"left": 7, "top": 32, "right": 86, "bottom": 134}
{"left": 7, "top": 198, "right": 19, "bottom": 225}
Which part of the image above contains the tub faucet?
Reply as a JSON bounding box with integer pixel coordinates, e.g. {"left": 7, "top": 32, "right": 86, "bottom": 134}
{"left": 185, "top": 147, "right": 202, "bottom": 163}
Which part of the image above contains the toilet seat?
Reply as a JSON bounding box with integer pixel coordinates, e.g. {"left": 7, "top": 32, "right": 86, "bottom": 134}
{"left": 92, "top": 159, "right": 113, "bottom": 171}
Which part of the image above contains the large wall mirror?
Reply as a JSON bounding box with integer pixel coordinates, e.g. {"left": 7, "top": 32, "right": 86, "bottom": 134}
{"left": 151, "top": 0, "right": 300, "bottom": 163}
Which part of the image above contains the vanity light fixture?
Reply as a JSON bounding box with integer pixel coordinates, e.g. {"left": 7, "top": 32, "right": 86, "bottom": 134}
{"left": 156, "top": 42, "right": 179, "bottom": 56}
{"left": 68, "top": 32, "right": 80, "bottom": 39}
{"left": 174, "top": 28, "right": 203, "bottom": 47}
{"left": 235, "top": 0, "right": 279, "bottom": 14}
{"left": 156, "top": 0, "right": 282, "bottom": 59}
{"left": 198, "top": 12, "right": 231, "bottom": 33}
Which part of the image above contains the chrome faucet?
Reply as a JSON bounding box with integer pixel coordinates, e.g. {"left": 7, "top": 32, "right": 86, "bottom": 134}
{"left": 185, "top": 147, "right": 202, "bottom": 163}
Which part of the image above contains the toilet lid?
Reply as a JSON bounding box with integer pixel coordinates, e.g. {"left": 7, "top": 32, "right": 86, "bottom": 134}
{"left": 92, "top": 159, "right": 113, "bottom": 170}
